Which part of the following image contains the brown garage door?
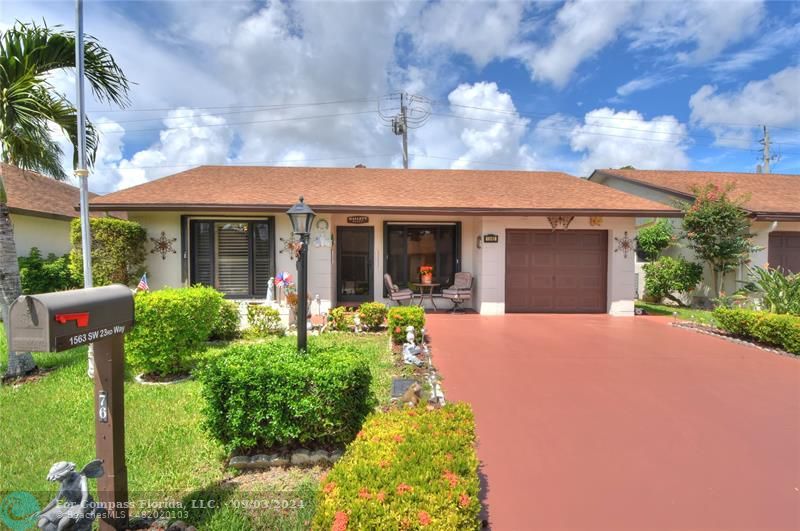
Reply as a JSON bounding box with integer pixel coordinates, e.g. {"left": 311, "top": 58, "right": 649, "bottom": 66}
{"left": 506, "top": 229, "right": 607, "bottom": 313}
{"left": 768, "top": 232, "right": 800, "bottom": 273}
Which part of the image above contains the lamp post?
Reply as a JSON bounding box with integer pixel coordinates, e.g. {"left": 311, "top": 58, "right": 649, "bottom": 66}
{"left": 286, "top": 196, "right": 316, "bottom": 351}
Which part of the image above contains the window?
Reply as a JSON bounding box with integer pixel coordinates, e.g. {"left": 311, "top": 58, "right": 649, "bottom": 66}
{"left": 385, "top": 223, "right": 460, "bottom": 292}
{"left": 189, "top": 219, "right": 274, "bottom": 297}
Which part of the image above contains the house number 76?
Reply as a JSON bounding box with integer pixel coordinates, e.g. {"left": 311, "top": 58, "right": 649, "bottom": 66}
{"left": 98, "top": 391, "right": 108, "bottom": 423}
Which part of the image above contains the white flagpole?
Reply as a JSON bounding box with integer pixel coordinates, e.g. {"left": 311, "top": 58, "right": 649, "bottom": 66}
{"left": 75, "top": 0, "right": 95, "bottom": 377}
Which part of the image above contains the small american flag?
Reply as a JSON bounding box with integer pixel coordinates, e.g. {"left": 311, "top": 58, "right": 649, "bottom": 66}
{"left": 137, "top": 273, "right": 149, "bottom": 292}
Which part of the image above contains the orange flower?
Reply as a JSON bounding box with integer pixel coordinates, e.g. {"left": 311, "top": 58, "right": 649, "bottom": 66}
{"left": 332, "top": 511, "right": 348, "bottom": 531}
{"left": 323, "top": 482, "right": 336, "bottom": 494}
{"left": 418, "top": 511, "right": 432, "bottom": 526}
{"left": 396, "top": 483, "right": 414, "bottom": 495}
{"left": 379, "top": 459, "right": 391, "bottom": 468}
{"left": 445, "top": 453, "right": 454, "bottom": 462}
{"left": 443, "top": 470, "right": 459, "bottom": 487}
{"left": 376, "top": 491, "right": 386, "bottom": 503}
{"left": 358, "top": 488, "right": 371, "bottom": 500}
{"left": 406, "top": 410, "right": 417, "bottom": 416}
{"left": 393, "top": 434, "right": 404, "bottom": 443}
{"left": 459, "top": 492, "right": 470, "bottom": 507}
{"left": 356, "top": 430, "right": 365, "bottom": 439}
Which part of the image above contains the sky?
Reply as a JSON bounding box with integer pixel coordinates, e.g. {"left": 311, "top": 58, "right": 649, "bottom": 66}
{"left": 3, "top": 0, "right": 800, "bottom": 193}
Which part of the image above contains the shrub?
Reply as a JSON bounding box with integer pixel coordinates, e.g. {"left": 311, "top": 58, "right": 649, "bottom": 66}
{"left": 210, "top": 299, "right": 241, "bottom": 341}
{"left": 70, "top": 217, "right": 147, "bottom": 287}
{"left": 329, "top": 306, "right": 355, "bottom": 332}
{"left": 126, "top": 286, "right": 224, "bottom": 376}
{"left": 387, "top": 306, "right": 425, "bottom": 344}
{"left": 742, "top": 266, "right": 800, "bottom": 315}
{"left": 246, "top": 305, "right": 284, "bottom": 336}
{"left": 358, "top": 302, "right": 388, "bottom": 331}
{"left": 636, "top": 219, "right": 674, "bottom": 261}
{"left": 314, "top": 403, "right": 481, "bottom": 530}
{"left": 642, "top": 256, "right": 703, "bottom": 306}
{"left": 199, "top": 337, "right": 374, "bottom": 451}
{"left": 18, "top": 247, "right": 79, "bottom": 294}
{"left": 713, "top": 307, "right": 800, "bottom": 354}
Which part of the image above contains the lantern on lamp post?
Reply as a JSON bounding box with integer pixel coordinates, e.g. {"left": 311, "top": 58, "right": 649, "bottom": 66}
{"left": 286, "top": 196, "right": 316, "bottom": 350}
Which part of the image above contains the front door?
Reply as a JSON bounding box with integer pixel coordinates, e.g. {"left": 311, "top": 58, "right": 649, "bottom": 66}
{"left": 337, "top": 226, "right": 374, "bottom": 303}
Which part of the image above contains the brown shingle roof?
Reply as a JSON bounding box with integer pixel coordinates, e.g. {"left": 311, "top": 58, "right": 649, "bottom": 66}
{"left": 89, "top": 165, "right": 678, "bottom": 216}
{"left": 1, "top": 163, "right": 97, "bottom": 220}
{"left": 592, "top": 169, "right": 800, "bottom": 219}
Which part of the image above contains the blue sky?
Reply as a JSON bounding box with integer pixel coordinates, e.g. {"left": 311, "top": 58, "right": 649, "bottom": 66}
{"left": 4, "top": 0, "right": 799, "bottom": 192}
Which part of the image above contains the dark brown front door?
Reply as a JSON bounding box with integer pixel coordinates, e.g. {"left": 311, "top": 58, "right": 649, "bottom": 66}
{"left": 505, "top": 229, "right": 607, "bottom": 313}
{"left": 337, "top": 226, "right": 374, "bottom": 303}
{"left": 768, "top": 232, "right": 800, "bottom": 273}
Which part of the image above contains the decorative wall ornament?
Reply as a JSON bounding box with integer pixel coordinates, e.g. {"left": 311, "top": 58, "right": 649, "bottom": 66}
{"left": 589, "top": 216, "right": 603, "bottom": 226}
{"left": 476, "top": 235, "right": 482, "bottom": 249}
{"left": 614, "top": 231, "right": 635, "bottom": 258}
{"left": 547, "top": 216, "right": 574, "bottom": 231}
{"left": 280, "top": 236, "right": 304, "bottom": 260}
{"left": 150, "top": 231, "right": 177, "bottom": 260}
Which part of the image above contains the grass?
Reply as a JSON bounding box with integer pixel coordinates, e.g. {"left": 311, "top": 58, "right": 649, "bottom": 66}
{"left": 635, "top": 301, "right": 717, "bottom": 325}
{"left": 0, "top": 326, "right": 395, "bottom": 529}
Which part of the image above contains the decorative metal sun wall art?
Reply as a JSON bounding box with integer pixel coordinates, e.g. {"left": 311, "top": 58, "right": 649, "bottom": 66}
{"left": 150, "top": 231, "right": 177, "bottom": 260}
{"left": 280, "top": 236, "right": 304, "bottom": 260}
{"left": 614, "top": 231, "right": 635, "bottom": 258}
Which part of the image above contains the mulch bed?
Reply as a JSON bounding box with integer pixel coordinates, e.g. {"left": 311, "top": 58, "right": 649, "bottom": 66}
{"left": 672, "top": 321, "right": 797, "bottom": 359}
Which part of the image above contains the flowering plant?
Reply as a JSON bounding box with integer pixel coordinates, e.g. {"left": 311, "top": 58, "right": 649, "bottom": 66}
{"left": 419, "top": 265, "right": 433, "bottom": 276}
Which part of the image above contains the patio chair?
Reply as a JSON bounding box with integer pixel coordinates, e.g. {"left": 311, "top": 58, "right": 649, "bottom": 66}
{"left": 384, "top": 273, "right": 414, "bottom": 306}
{"left": 442, "top": 272, "right": 473, "bottom": 312}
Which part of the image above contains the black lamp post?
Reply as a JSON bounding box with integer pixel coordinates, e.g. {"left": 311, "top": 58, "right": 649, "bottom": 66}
{"left": 286, "top": 196, "right": 316, "bottom": 351}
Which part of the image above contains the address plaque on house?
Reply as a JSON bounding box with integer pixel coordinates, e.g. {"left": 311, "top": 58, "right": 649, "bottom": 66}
{"left": 483, "top": 234, "right": 499, "bottom": 243}
{"left": 347, "top": 216, "right": 369, "bottom": 224}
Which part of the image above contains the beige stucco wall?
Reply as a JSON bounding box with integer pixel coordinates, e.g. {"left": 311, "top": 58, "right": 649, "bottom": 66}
{"left": 125, "top": 211, "right": 638, "bottom": 315}
{"left": 475, "top": 216, "right": 637, "bottom": 316}
{"left": 11, "top": 213, "right": 73, "bottom": 257}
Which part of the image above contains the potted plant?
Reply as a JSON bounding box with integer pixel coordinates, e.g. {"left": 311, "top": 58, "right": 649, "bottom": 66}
{"left": 419, "top": 265, "right": 434, "bottom": 284}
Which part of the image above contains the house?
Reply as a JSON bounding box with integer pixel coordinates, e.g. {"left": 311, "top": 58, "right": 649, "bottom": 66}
{"left": 588, "top": 168, "right": 800, "bottom": 300}
{"left": 88, "top": 165, "right": 678, "bottom": 315}
{"left": 1, "top": 163, "right": 95, "bottom": 257}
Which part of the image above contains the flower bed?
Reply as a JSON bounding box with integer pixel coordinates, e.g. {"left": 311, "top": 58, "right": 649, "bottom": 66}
{"left": 387, "top": 306, "right": 425, "bottom": 344}
{"left": 712, "top": 307, "right": 800, "bottom": 354}
{"left": 314, "top": 403, "right": 480, "bottom": 530}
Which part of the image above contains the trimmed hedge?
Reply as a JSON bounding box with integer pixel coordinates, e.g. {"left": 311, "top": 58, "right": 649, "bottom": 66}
{"left": 713, "top": 308, "right": 800, "bottom": 354}
{"left": 199, "top": 337, "right": 374, "bottom": 451}
{"left": 246, "top": 305, "right": 284, "bottom": 336}
{"left": 210, "top": 299, "right": 241, "bottom": 341}
{"left": 126, "top": 286, "right": 224, "bottom": 375}
{"left": 387, "top": 306, "right": 425, "bottom": 344}
{"left": 358, "top": 302, "right": 388, "bottom": 331}
{"left": 70, "top": 217, "right": 147, "bottom": 287}
{"left": 18, "top": 247, "right": 79, "bottom": 294}
{"left": 314, "top": 404, "right": 481, "bottom": 530}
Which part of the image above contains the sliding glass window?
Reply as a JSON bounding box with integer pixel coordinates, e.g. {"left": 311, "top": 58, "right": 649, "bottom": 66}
{"left": 189, "top": 219, "right": 274, "bottom": 297}
{"left": 384, "top": 223, "right": 460, "bottom": 293}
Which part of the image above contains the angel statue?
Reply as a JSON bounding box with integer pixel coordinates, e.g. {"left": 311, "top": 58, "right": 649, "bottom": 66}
{"left": 37, "top": 460, "right": 105, "bottom": 531}
{"left": 265, "top": 277, "right": 275, "bottom": 305}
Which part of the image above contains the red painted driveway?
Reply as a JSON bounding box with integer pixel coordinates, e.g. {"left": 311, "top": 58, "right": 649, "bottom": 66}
{"left": 427, "top": 314, "right": 800, "bottom": 530}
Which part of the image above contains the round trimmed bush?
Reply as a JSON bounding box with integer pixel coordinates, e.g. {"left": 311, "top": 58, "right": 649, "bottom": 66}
{"left": 210, "top": 299, "right": 241, "bottom": 341}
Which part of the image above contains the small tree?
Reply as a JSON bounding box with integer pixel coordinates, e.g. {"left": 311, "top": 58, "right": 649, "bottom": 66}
{"left": 70, "top": 217, "right": 147, "bottom": 286}
{"left": 636, "top": 219, "right": 674, "bottom": 261}
{"left": 681, "top": 184, "right": 755, "bottom": 296}
{"left": 642, "top": 256, "right": 704, "bottom": 306}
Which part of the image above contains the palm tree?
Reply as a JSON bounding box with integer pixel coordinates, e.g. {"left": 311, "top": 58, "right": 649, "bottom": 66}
{"left": 1, "top": 21, "right": 130, "bottom": 378}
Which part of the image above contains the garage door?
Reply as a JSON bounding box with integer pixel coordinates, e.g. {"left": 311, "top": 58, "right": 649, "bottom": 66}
{"left": 768, "top": 232, "right": 800, "bottom": 273}
{"left": 505, "top": 229, "right": 607, "bottom": 313}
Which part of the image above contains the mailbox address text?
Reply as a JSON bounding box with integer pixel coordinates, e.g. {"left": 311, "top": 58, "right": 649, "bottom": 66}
{"left": 56, "top": 323, "right": 130, "bottom": 350}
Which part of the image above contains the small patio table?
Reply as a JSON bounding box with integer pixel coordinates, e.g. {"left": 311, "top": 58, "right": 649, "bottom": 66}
{"left": 411, "top": 282, "right": 440, "bottom": 310}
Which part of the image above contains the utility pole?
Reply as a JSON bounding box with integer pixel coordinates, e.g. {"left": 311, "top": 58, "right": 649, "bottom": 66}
{"left": 759, "top": 125, "right": 779, "bottom": 174}
{"left": 76, "top": 0, "right": 95, "bottom": 377}
{"left": 379, "top": 92, "right": 431, "bottom": 169}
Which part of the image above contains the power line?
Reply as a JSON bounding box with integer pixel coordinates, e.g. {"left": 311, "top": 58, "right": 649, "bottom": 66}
{"left": 87, "top": 97, "right": 377, "bottom": 114}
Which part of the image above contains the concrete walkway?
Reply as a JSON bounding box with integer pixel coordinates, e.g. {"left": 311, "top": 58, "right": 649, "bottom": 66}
{"left": 427, "top": 314, "right": 800, "bottom": 530}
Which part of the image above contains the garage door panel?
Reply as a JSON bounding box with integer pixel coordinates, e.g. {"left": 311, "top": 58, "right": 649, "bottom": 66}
{"left": 506, "top": 229, "right": 607, "bottom": 313}
{"left": 769, "top": 232, "right": 800, "bottom": 273}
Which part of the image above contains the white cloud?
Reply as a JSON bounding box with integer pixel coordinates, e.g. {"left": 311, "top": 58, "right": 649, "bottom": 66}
{"left": 615, "top": 73, "right": 672, "bottom": 97}
{"left": 568, "top": 108, "right": 690, "bottom": 175}
{"left": 711, "top": 24, "right": 800, "bottom": 75}
{"left": 689, "top": 66, "right": 800, "bottom": 146}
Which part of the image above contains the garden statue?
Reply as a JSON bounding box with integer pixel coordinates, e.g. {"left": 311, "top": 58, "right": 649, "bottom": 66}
{"left": 265, "top": 277, "right": 275, "bottom": 305}
{"left": 402, "top": 325, "right": 423, "bottom": 366}
{"left": 353, "top": 314, "right": 362, "bottom": 334}
{"left": 37, "top": 460, "right": 105, "bottom": 531}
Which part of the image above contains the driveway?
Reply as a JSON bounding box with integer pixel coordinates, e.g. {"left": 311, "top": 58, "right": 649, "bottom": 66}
{"left": 427, "top": 314, "right": 800, "bottom": 530}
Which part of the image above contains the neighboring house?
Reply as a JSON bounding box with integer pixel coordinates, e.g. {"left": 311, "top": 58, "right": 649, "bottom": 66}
{"left": 89, "top": 166, "right": 676, "bottom": 315}
{"left": 1, "top": 163, "right": 96, "bottom": 257}
{"left": 589, "top": 169, "right": 800, "bottom": 301}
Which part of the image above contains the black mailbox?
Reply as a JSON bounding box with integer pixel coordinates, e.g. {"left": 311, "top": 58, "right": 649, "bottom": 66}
{"left": 8, "top": 284, "right": 134, "bottom": 353}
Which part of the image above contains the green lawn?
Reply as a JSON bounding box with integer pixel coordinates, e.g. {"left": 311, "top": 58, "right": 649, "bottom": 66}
{"left": 0, "top": 328, "right": 394, "bottom": 529}
{"left": 635, "top": 301, "right": 717, "bottom": 325}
